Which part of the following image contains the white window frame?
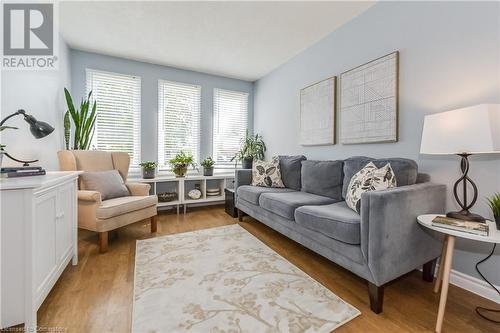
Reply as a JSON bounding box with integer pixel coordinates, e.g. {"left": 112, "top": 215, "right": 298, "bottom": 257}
{"left": 212, "top": 88, "right": 249, "bottom": 169}
{"left": 157, "top": 79, "right": 201, "bottom": 170}
{"left": 86, "top": 68, "right": 141, "bottom": 167}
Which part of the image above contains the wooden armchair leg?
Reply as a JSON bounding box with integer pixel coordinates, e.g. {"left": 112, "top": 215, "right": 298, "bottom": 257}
{"left": 237, "top": 208, "right": 244, "bottom": 222}
{"left": 99, "top": 232, "right": 108, "bottom": 253}
{"left": 151, "top": 215, "right": 158, "bottom": 233}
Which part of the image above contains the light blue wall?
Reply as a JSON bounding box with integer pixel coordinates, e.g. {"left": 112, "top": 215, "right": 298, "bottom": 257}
{"left": 253, "top": 1, "right": 500, "bottom": 286}
{"left": 70, "top": 50, "right": 254, "bottom": 164}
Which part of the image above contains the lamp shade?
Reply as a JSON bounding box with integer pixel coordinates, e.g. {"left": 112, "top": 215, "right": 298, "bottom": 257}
{"left": 23, "top": 113, "right": 55, "bottom": 139}
{"left": 420, "top": 104, "right": 500, "bottom": 155}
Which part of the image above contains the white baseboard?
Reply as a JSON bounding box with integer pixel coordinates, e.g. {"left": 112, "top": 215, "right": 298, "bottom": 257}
{"left": 433, "top": 264, "right": 500, "bottom": 304}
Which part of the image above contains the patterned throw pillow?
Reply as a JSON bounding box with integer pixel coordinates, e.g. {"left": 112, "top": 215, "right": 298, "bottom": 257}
{"left": 251, "top": 156, "right": 285, "bottom": 188}
{"left": 345, "top": 162, "right": 397, "bottom": 213}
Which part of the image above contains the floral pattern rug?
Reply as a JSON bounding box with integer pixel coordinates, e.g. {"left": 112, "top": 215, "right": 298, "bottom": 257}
{"left": 133, "top": 224, "right": 360, "bottom": 333}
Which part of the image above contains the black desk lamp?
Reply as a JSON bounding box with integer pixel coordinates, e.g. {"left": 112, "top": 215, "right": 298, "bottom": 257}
{"left": 0, "top": 109, "right": 55, "bottom": 166}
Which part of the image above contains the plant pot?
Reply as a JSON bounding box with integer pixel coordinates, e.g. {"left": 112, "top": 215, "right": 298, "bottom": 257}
{"left": 242, "top": 157, "right": 253, "bottom": 169}
{"left": 173, "top": 165, "right": 188, "bottom": 177}
{"left": 142, "top": 167, "right": 156, "bottom": 179}
{"left": 203, "top": 167, "right": 214, "bottom": 176}
{"left": 495, "top": 215, "right": 500, "bottom": 231}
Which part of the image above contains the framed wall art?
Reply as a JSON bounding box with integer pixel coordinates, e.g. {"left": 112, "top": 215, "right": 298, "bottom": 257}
{"left": 299, "top": 76, "right": 336, "bottom": 146}
{"left": 340, "top": 51, "right": 399, "bottom": 144}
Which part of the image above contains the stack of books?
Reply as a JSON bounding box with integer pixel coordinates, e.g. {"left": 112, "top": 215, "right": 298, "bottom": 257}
{"left": 432, "top": 216, "right": 489, "bottom": 236}
{"left": 1, "top": 166, "right": 46, "bottom": 178}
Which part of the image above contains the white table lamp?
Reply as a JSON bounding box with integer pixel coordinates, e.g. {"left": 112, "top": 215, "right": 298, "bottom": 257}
{"left": 420, "top": 104, "right": 500, "bottom": 222}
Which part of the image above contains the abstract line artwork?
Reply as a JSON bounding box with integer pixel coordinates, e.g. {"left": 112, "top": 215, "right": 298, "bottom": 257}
{"left": 299, "top": 76, "right": 336, "bottom": 146}
{"left": 340, "top": 52, "right": 399, "bottom": 144}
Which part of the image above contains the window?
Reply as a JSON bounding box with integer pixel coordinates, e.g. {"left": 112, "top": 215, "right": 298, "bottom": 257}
{"left": 158, "top": 80, "right": 201, "bottom": 168}
{"left": 86, "top": 69, "right": 141, "bottom": 166}
{"left": 213, "top": 88, "right": 249, "bottom": 167}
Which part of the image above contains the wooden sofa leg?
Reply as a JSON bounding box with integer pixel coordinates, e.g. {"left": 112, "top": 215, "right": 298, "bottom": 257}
{"left": 423, "top": 258, "right": 437, "bottom": 282}
{"left": 368, "top": 282, "right": 384, "bottom": 314}
{"left": 237, "top": 208, "right": 244, "bottom": 222}
{"left": 99, "top": 232, "right": 108, "bottom": 253}
{"left": 151, "top": 215, "right": 158, "bottom": 233}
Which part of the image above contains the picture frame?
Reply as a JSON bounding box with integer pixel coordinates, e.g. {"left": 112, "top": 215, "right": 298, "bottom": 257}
{"left": 299, "top": 76, "right": 337, "bottom": 146}
{"left": 339, "top": 51, "right": 399, "bottom": 144}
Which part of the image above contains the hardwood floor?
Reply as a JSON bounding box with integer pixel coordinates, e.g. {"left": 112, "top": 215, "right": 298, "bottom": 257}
{"left": 34, "top": 205, "right": 498, "bottom": 333}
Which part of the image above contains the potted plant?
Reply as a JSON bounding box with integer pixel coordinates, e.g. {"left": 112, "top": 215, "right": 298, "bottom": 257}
{"left": 139, "top": 161, "right": 158, "bottom": 179}
{"left": 487, "top": 193, "right": 500, "bottom": 229}
{"left": 169, "top": 151, "right": 197, "bottom": 177}
{"left": 0, "top": 125, "right": 18, "bottom": 167}
{"left": 231, "top": 130, "right": 266, "bottom": 169}
{"left": 64, "top": 88, "right": 97, "bottom": 150}
{"left": 201, "top": 157, "right": 215, "bottom": 176}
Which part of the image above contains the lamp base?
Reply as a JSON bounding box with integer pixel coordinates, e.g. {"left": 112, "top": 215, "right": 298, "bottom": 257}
{"left": 446, "top": 210, "right": 486, "bottom": 223}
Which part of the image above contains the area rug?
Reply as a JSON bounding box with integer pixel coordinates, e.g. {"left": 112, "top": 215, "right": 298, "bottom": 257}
{"left": 133, "top": 224, "right": 360, "bottom": 332}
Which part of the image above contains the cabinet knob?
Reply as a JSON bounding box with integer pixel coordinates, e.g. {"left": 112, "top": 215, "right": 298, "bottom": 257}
{"left": 56, "top": 212, "right": 65, "bottom": 219}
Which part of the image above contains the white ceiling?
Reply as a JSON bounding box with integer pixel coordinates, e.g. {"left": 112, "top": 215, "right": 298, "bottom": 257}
{"left": 60, "top": 1, "right": 374, "bottom": 81}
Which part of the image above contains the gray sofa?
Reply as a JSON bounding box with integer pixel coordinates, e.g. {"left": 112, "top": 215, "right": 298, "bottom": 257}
{"left": 235, "top": 156, "right": 446, "bottom": 313}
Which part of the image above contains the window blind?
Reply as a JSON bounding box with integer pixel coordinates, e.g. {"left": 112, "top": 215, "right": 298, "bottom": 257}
{"left": 158, "top": 80, "right": 201, "bottom": 168}
{"left": 86, "top": 69, "right": 141, "bottom": 167}
{"left": 213, "top": 88, "right": 249, "bottom": 167}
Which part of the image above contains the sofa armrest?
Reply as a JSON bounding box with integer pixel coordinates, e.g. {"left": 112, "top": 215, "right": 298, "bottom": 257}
{"left": 78, "top": 190, "right": 102, "bottom": 203}
{"left": 126, "top": 182, "right": 151, "bottom": 196}
{"left": 234, "top": 169, "right": 252, "bottom": 203}
{"left": 360, "top": 182, "right": 446, "bottom": 285}
{"left": 235, "top": 169, "right": 252, "bottom": 189}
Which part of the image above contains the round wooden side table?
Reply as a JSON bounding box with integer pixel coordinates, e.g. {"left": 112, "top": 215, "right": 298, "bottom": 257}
{"left": 417, "top": 214, "right": 500, "bottom": 333}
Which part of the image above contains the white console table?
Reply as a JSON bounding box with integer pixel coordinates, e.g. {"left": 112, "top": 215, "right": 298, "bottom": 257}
{"left": 129, "top": 173, "right": 235, "bottom": 214}
{"left": 0, "top": 171, "right": 80, "bottom": 330}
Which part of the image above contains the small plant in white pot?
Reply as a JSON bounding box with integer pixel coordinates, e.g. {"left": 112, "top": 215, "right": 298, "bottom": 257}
{"left": 201, "top": 157, "right": 215, "bottom": 176}
{"left": 139, "top": 161, "right": 158, "bottom": 179}
{"left": 0, "top": 125, "right": 18, "bottom": 167}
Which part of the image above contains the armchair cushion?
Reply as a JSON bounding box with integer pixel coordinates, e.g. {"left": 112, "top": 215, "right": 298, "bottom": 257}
{"left": 80, "top": 170, "right": 130, "bottom": 200}
{"left": 97, "top": 195, "right": 158, "bottom": 219}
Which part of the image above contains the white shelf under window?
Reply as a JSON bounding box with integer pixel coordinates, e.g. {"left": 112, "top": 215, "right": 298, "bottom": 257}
{"left": 128, "top": 173, "right": 235, "bottom": 214}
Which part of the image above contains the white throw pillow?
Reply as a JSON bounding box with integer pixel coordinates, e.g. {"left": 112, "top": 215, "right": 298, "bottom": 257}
{"left": 345, "top": 162, "right": 397, "bottom": 213}
{"left": 251, "top": 156, "right": 285, "bottom": 188}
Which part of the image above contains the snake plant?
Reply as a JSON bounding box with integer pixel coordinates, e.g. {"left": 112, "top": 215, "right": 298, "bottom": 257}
{"left": 64, "top": 88, "right": 97, "bottom": 150}
{"left": 63, "top": 111, "right": 71, "bottom": 150}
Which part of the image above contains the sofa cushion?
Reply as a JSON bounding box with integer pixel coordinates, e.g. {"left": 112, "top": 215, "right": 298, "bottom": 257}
{"left": 301, "top": 160, "right": 343, "bottom": 200}
{"left": 251, "top": 157, "right": 285, "bottom": 187}
{"left": 279, "top": 155, "right": 307, "bottom": 190}
{"left": 80, "top": 170, "right": 130, "bottom": 200}
{"left": 97, "top": 195, "right": 157, "bottom": 219}
{"left": 237, "top": 185, "right": 295, "bottom": 205}
{"left": 345, "top": 162, "right": 397, "bottom": 213}
{"left": 295, "top": 201, "right": 361, "bottom": 245}
{"left": 342, "top": 156, "right": 418, "bottom": 198}
{"left": 259, "top": 191, "right": 335, "bottom": 220}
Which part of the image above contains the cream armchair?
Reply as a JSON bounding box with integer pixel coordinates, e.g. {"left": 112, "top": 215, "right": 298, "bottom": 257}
{"left": 58, "top": 150, "right": 158, "bottom": 253}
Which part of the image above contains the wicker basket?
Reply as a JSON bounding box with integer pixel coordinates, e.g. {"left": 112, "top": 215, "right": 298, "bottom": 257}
{"left": 157, "top": 192, "right": 178, "bottom": 202}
